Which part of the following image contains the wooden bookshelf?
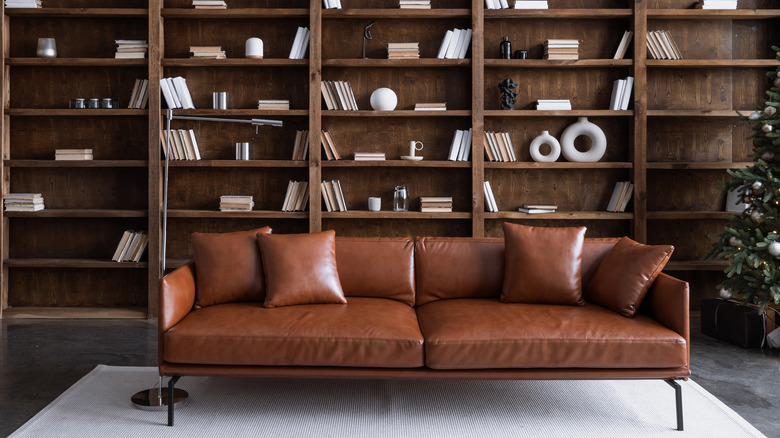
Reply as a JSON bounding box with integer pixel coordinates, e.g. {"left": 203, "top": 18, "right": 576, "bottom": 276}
{"left": 2, "top": 0, "right": 778, "bottom": 318}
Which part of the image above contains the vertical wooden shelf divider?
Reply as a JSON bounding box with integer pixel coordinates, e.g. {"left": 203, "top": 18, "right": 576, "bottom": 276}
{"left": 471, "top": 0, "right": 485, "bottom": 238}
{"left": 309, "top": 0, "right": 322, "bottom": 234}
{"left": 148, "top": 0, "right": 163, "bottom": 318}
{"left": 1, "top": 9, "right": 9, "bottom": 316}
{"left": 632, "top": 0, "right": 648, "bottom": 243}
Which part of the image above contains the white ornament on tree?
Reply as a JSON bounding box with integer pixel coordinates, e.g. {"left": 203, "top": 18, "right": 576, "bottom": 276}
{"left": 762, "top": 123, "right": 773, "bottom": 133}
{"left": 768, "top": 241, "right": 780, "bottom": 257}
{"left": 749, "top": 111, "right": 762, "bottom": 120}
{"left": 761, "top": 151, "right": 775, "bottom": 161}
{"left": 751, "top": 210, "right": 764, "bottom": 222}
{"left": 765, "top": 106, "right": 777, "bottom": 116}
{"left": 719, "top": 288, "right": 732, "bottom": 299}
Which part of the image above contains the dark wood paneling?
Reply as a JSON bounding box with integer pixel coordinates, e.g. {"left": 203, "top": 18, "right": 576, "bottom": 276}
{"left": 648, "top": 0, "right": 774, "bottom": 8}
{"left": 647, "top": 219, "right": 723, "bottom": 260}
{"left": 647, "top": 69, "right": 732, "bottom": 111}
{"left": 323, "top": 218, "right": 472, "bottom": 237}
{"left": 733, "top": 68, "right": 774, "bottom": 110}
{"left": 647, "top": 170, "right": 728, "bottom": 211}
{"left": 733, "top": 20, "right": 780, "bottom": 60}
{"left": 646, "top": 118, "right": 733, "bottom": 162}
{"left": 8, "top": 268, "right": 147, "bottom": 307}
{"left": 647, "top": 19, "right": 732, "bottom": 59}
{"left": 484, "top": 219, "right": 630, "bottom": 238}
{"left": 9, "top": 18, "right": 147, "bottom": 58}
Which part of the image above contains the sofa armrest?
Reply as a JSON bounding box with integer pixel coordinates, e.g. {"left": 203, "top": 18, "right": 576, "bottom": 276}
{"left": 159, "top": 261, "right": 196, "bottom": 333}
{"left": 645, "top": 272, "right": 690, "bottom": 345}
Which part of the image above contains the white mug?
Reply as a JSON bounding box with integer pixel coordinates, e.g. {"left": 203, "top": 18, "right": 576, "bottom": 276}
{"left": 368, "top": 197, "right": 381, "bottom": 212}
{"left": 409, "top": 141, "right": 424, "bottom": 157}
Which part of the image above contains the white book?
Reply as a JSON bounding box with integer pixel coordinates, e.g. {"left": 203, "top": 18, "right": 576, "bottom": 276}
{"left": 334, "top": 81, "right": 349, "bottom": 111}
{"left": 502, "top": 131, "right": 516, "bottom": 161}
{"left": 619, "top": 183, "right": 634, "bottom": 212}
{"left": 127, "top": 79, "right": 140, "bottom": 109}
{"left": 437, "top": 30, "right": 454, "bottom": 59}
{"left": 173, "top": 76, "right": 195, "bottom": 109}
{"left": 188, "top": 129, "right": 202, "bottom": 160}
{"left": 346, "top": 81, "right": 359, "bottom": 111}
{"left": 612, "top": 30, "right": 633, "bottom": 60}
{"left": 334, "top": 180, "right": 347, "bottom": 212}
{"left": 619, "top": 76, "right": 634, "bottom": 111}
{"left": 282, "top": 180, "right": 295, "bottom": 211}
{"left": 321, "top": 181, "right": 334, "bottom": 212}
{"left": 298, "top": 27, "right": 311, "bottom": 59}
{"left": 458, "top": 128, "right": 472, "bottom": 161}
{"left": 514, "top": 1, "right": 548, "bottom": 8}
{"left": 134, "top": 79, "right": 149, "bottom": 109}
{"left": 130, "top": 233, "right": 149, "bottom": 262}
{"left": 320, "top": 82, "right": 335, "bottom": 110}
{"left": 610, "top": 79, "right": 625, "bottom": 110}
{"left": 483, "top": 181, "right": 498, "bottom": 212}
{"left": 448, "top": 129, "right": 464, "bottom": 161}
{"left": 499, "top": 0, "right": 509, "bottom": 8}
{"left": 112, "top": 231, "right": 133, "bottom": 262}
{"left": 178, "top": 129, "right": 193, "bottom": 160}
{"left": 445, "top": 29, "right": 463, "bottom": 59}
{"left": 119, "top": 232, "right": 141, "bottom": 262}
{"left": 457, "top": 29, "right": 473, "bottom": 59}
{"left": 159, "top": 78, "right": 177, "bottom": 109}
{"left": 166, "top": 78, "right": 183, "bottom": 109}
{"left": 289, "top": 27, "right": 304, "bottom": 60}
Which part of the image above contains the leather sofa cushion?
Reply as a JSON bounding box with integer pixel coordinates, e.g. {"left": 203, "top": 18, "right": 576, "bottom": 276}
{"left": 501, "top": 223, "right": 586, "bottom": 305}
{"left": 164, "top": 297, "right": 424, "bottom": 368}
{"left": 585, "top": 237, "right": 674, "bottom": 317}
{"left": 335, "top": 237, "right": 415, "bottom": 306}
{"left": 192, "top": 227, "right": 272, "bottom": 307}
{"left": 417, "top": 298, "right": 687, "bottom": 370}
{"left": 257, "top": 230, "right": 347, "bottom": 308}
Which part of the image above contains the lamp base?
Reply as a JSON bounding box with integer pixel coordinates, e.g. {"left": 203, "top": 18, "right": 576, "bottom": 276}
{"left": 131, "top": 387, "right": 189, "bottom": 411}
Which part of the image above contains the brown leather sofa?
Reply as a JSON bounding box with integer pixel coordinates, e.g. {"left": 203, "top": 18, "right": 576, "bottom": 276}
{"left": 159, "top": 236, "right": 690, "bottom": 429}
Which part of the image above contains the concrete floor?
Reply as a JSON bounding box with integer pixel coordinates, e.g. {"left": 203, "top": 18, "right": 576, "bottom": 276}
{"left": 0, "top": 314, "right": 777, "bottom": 438}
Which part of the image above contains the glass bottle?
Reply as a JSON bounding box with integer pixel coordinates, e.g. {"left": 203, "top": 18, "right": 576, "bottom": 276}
{"left": 393, "top": 186, "right": 409, "bottom": 212}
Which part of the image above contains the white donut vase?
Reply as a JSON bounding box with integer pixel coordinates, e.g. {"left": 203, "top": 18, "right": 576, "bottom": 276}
{"left": 529, "top": 130, "right": 561, "bottom": 162}
{"left": 560, "top": 117, "right": 607, "bottom": 162}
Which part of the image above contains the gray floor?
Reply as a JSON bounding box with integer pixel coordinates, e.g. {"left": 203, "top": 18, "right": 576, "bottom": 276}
{"left": 0, "top": 313, "right": 777, "bottom": 438}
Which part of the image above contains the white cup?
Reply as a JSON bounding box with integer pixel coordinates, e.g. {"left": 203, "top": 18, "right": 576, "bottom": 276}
{"left": 368, "top": 197, "right": 381, "bottom": 212}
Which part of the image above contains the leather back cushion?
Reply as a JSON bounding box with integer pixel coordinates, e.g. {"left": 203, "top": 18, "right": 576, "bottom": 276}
{"left": 335, "top": 237, "right": 415, "bottom": 306}
{"left": 415, "top": 237, "right": 618, "bottom": 306}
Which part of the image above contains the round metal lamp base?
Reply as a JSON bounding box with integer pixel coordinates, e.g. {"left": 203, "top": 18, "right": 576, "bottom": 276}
{"left": 131, "top": 387, "right": 189, "bottom": 411}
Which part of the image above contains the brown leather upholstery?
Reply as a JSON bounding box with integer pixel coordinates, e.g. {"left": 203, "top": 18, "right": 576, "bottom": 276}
{"left": 417, "top": 298, "right": 688, "bottom": 370}
{"left": 191, "top": 227, "right": 271, "bottom": 307}
{"left": 580, "top": 238, "right": 619, "bottom": 285}
{"left": 159, "top": 262, "right": 196, "bottom": 333}
{"left": 335, "top": 237, "right": 415, "bottom": 306}
{"left": 501, "top": 223, "right": 586, "bottom": 305}
{"left": 585, "top": 237, "right": 674, "bottom": 317}
{"left": 163, "top": 297, "right": 424, "bottom": 368}
{"left": 257, "top": 230, "right": 347, "bottom": 308}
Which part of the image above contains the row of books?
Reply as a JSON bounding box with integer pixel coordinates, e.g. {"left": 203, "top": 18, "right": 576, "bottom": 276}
{"left": 609, "top": 76, "right": 634, "bottom": 111}
{"left": 399, "top": 0, "right": 430, "bottom": 9}
{"left": 220, "top": 195, "right": 253, "bottom": 212}
{"left": 159, "top": 129, "right": 202, "bottom": 161}
{"left": 415, "top": 102, "right": 446, "bottom": 111}
{"left": 320, "top": 130, "right": 342, "bottom": 160}
{"left": 4, "top": 0, "right": 41, "bottom": 8}
{"left": 606, "top": 181, "right": 634, "bottom": 212}
{"left": 544, "top": 39, "right": 579, "bottom": 60}
{"left": 487, "top": 0, "right": 549, "bottom": 8}
{"left": 192, "top": 0, "right": 226, "bottom": 9}
{"left": 160, "top": 77, "right": 195, "bottom": 109}
{"left": 289, "top": 27, "right": 311, "bottom": 60}
{"left": 291, "top": 130, "right": 310, "bottom": 161}
{"left": 322, "top": 0, "right": 343, "bottom": 8}
{"left": 190, "top": 45, "right": 226, "bottom": 59}
{"left": 483, "top": 181, "right": 499, "bottom": 212}
{"left": 647, "top": 30, "right": 682, "bottom": 60}
{"left": 436, "top": 29, "right": 473, "bottom": 60}
{"left": 447, "top": 128, "right": 473, "bottom": 162}
{"left": 282, "top": 181, "right": 309, "bottom": 212}
{"left": 257, "top": 100, "right": 290, "bottom": 110}
{"left": 485, "top": 0, "right": 510, "bottom": 8}
{"left": 115, "top": 40, "right": 147, "bottom": 59}
{"left": 321, "top": 180, "right": 348, "bottom": 212}
{"left": 483, "top": 131, "right": 517, "bottom": 162}
{"left": 127, "top": 79, "right": 149, "bottom": 109}
{"left": 321, "top": 80, "right": 359, "bottom": 111}
{"left": 536, "top": 99, "right": 571, "bottom": 110}
{"left": 519, "top": 204, "right": 557, "bottom": 214}
{"left": 420, "top": 196, "right": 452, "bottom": 213}
{"left": 112, "top": 230, "right": 148, "bottom": 262}
{"left": 55, "top": 149, "right": 93, "bottom": 161}
{"left": 695, "top": 0, "right": 737, "bottom": 9}
{"left": 3, "top": 193, "right": 44, "bottom": 212}
{"left": 388, "top": 42, "right": 420, "bottom": 60}
{"left": 354, "top": 152, "right": 386, "bottom": 161}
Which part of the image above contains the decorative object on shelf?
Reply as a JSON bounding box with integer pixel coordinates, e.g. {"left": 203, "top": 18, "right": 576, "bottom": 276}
{"left": 561, "top": 117, "right": 607, "bottom": 162}
{"left": 420, "top": 196, "right": 452, "bottom": 212}
{"left": 87, "top": 98, "right": 100, "bottom": 109}
{"left": 213, "top": 92, "right": 228, "bottom": 110}
{"left": 235, "top": 142, "right": 250, "bottom": 160}
{"left": 362, "top": 21, "right": 375, "bottom": 59}
{"left": 36, "top": 38, "right": 56, "bottom": 58}
{"left": 544, "top": 39, "right": 579, "bottom": 60}
{"left": 513, "top": 50, "right": 527, "bottom": 59}
{"left": 725, "top": 187, "right": 750, "bottom": 212}
{"left": 529, "top": 131, "right": 561, "bottom": 162}
{"left": 393, "top": 186, "right": 409, "bottom": 212}
{"left": 245, "top": 38, "right": 263, "bottom": 59}
{"left": 69, "top": 98, "right": 85, "bottom": 109}
{"left": 498, "top": 78, "right": 518, "bottom": 110}
{"left": 370, "top": 87, "right": 397, "bottom": 111}
{"left": 500, "top": 36, "right": 512, "bottom": 59}
{"left": 401, "top": 141, "right": 424, "bottom": 161}
{"left": 368, "top": 197, "right": 381, "bottom": 212}
{"left": 115, "top": 39, "right": 147, "bottom": 59}
{"left": 219, "top": 195, "right": 254, "bottom": 212}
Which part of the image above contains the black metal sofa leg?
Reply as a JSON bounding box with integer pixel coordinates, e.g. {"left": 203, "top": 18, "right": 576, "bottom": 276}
{"left": 167, "top": 376, "right": 181, "bottom": 426}
{"left": 665, "top": 379, "right": 684, "bottom": 431}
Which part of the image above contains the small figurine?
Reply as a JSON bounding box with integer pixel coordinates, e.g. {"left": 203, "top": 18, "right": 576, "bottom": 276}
{"left": 362, "top": 20, "right": 375, "bottom": 59}
{"left": 499, "top": 78, "right": 518, "bottom": 110}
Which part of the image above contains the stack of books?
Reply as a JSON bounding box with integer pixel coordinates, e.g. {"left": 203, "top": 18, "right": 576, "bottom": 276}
{"left": 436, "top": 28, "right": 473, "bottom": 59}
{"left": 536, "top": 99, "right": 571, "bottom": 110}
{"left": 514, "top": 0, "right": 548, "bottom": 8}
{"left": 695, "top": 0, "right": 737, "bottom": 9}
{"left": 321, "top": 80, "right": 359, "bottom": 110}
{"left": 323, "top": 0, "right": 342, "bottom": 9}
{"left": 321, "top": 180, "right": 347, "bottom": 212}
{"left": 55, "top": 149, "right": 93, "bottom": 161}
{"left": 257, "top": 100, "right": 290, "bottom": 110}
{"left": 3, "top": 193, "right": 44, "bottom": 212}
{"left": 115, "top": 40, "right": 148, "bottom": 59}
{"left": 518, "top": 204, "right": 557, "bottom": 214}
{"left": 609, "top": 76, "right": 634, "bottom": 111}
{"left": 353, "top": 152, "right": 386, "bottom": 161}
{"left": 447, "top": 128, "right": 473, "bottom": 161}
{"left": 415, "top": 102, "right": 446, "bottom": 111}
{"left": 485, "top": 0, "right": 510, "bottom": 8}
{"left": 190, "top": 46, "right": 226, "bottom": 59}
{"left": 607, "top": 182, "right": 634, "bottom": 212}
{"left": 192, "top": 0, "right": 226, "bottom": 8}
{"left": 612, "top": 30, "right": 633, "bottom": 60}
{"left": 4, "top": 0, "right": 42, "bottom": 8}
{"left": 646, "top": 30, "right": 682, "bottom": 60}
{"left": 160, "top": 77, "right": 195, "bottom": 109}
{"left": 219, "top": 195, "right": 254, "bottom": 212}
{"left": 159, "top": 129, "right": 201, "bottom": 160}
{"left": 289, "top": 27, "right": 310, "bottom": 60}
{"left": 281, "top": 181, "right": 309, "bottom": 212}
{"left": 399, "top": 0, "right": 430, "bottom": 8}
{"left": 127, "top": 79, "right": 149, "bottom": 109}
{"left": 483, "top": 131, "right": 517, "bottom": 162}
{"left": 112, "top": 230, "right": 148, "bottom": 262}
{"left": 544, "top": 39, "right": 579, "bottom": 60}
{"left": 483, "top": 181, "right": 499, "bottom": 213}
{"left": 291, "top": 130, "right": 309, "bottom": 161}
{"left": 387, "top": 42, "right": 420, "bottom": 59}
{"left": 320, "top": 130, "right": 342, "bottom": 160}
{"left": 420, "top": 196, "right": 453, "bottom": 213}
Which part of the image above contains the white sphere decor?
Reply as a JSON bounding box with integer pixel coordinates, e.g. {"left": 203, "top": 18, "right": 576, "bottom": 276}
{"left": 245, "top": 37, "right": 263, "bottom": 59}
{"left": 529, "top": 131, "right": 561, "bottom": 162}
{"left": 768, "top": 241, "right": 780, "bottom": 257}
{"left": 369, "top": 87, "right": 398, "bottom": 111}
{"left": 719, "top": 288, "right": 732, "bottom": 299}
{"left": 560, "top": 117, "right": 607, "bottom": 162}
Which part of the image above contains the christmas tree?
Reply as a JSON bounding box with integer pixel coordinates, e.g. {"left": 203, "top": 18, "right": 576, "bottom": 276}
{"left": 705, "top": 46, "right": 780, "bottom": 309}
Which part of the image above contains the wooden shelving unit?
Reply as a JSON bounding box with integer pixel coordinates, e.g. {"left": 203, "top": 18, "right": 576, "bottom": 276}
{"left": 2, "top": 0, "right": 778, "bottom": 318}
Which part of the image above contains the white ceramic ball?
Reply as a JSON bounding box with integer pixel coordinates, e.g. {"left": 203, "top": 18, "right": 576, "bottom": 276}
{"left": 751, "top": 210, "right": 764, "bottom": 222}
{"left": 719, "top": 288, "right": 732, "bottom": 299}
{"left": 752, "top": 181, "right": 763, "bottom": 191}
{"left": 765, "top": 106, "right": 777, "bottom": 116}
{"left": 762, "top": 124, "right": 773, "bottom": 133}
{"left": 769, "top": 241, "right": 780, "bottom": 257}
{"left": 749, "top": 111, "right": 762, "bottom": 120}
{"left": 369, "top": 87, "right": 398, "bottom": 111}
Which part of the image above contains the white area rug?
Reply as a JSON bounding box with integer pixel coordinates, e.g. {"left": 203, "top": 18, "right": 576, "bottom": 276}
{"left": 9, "top": 365, "right": 764, "bottom": 438}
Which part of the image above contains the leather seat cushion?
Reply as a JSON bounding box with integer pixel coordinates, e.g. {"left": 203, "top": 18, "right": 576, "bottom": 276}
{"left": 417, "top": 298, "right": 687, "bottom": 370}
{"left": 164, "top": 297, "right": 424, "bottom": 368}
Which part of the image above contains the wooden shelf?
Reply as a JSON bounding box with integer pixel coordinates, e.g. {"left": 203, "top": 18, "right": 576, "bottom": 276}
{"left": 166, "top": 160, "right": 307, "bottom": 168}
{"left": 485, "top": 162, "right": 632, "bottom": 169}
{"left": 322, "top": 211, "right": 471, "bottom": 219}
{"left": 647, "top": 211, "right": 740, "bottom": 220}
{"left": 1, "top": 307, "right": 147, "bottom": 319}
{"left": 485, "top": 59, "right": 633, "bottom": 68}
{"left": 646, "top": 59, "right": 780, "bottom": 68}
{"left": 484, "top": 110, "right": 633, "bottom": 117}
{"left": 484, "top": 9, "right": 632, "bottom": 18}
{"left": 322, "top": 160, "right": 471, "bottom": 168}
{"left": 3, "top": 209, "right": 147, "bottom": 218}
{"left": 647, "top": 9, "right": 780, "bottom": 20}
{"left": 322, "top": 9, "right": 470, "bottom": 18}
{"left": 4, "top": 258, "right": 148, "bottom": 268}
{"left": 166, "top": 209, "right": 308, "bottom": 219}
{"left": 664, "top": 261, "right": 730, "bottom": 271}
{"left": 323, "top": 58, "right": 470, "bottom": 68}
{"left": 322, "top": 110, "right": 471, "bottom": 117}
{"left": 160, "top": 109, "right": 308, "bottom": 117}
{"left": 162, "top": 58, "right": 308, "bottom": 67}
{"left": 646, "top": 162, "right": 752, "bottom": 170}
{"left": 6, "top": 160, "right": 147, "bottom": 167}
{"left": 6, "top": 109, "right": 147, "bottom": 117}
{"left": 484, "top": 211, "right": 633, "bottom": 220}
{"left": 161, "top": 8, "right": 309, "bottom": 18}
{"left": 647, "top": 110, "right": 742, "bottom": 117}
{"left": 4, "top": 8, "right": 148, "bottom": 17}
{"left": 6, "top": 58, "right": 147, "bottom": 67}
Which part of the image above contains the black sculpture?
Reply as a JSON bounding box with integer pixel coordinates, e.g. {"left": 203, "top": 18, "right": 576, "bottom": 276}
{"left": 362, "top": 21, "right": 375, "bottom": 59}
{"left": 499, "top": 78, "right": 518, "bottom": 110}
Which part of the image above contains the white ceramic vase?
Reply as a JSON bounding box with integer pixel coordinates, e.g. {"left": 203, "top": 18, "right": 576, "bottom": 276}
{"left": 529, "top": 131, "right": 561, "bottom": 162}
{"left": 245, "top": 37, "right": 263, "bottom": 59}
{"left": 370, "top": 87, "right": 397, "bottom": 111}
{"left": 560, "top": 117, "right": 607, "bottom": 162}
